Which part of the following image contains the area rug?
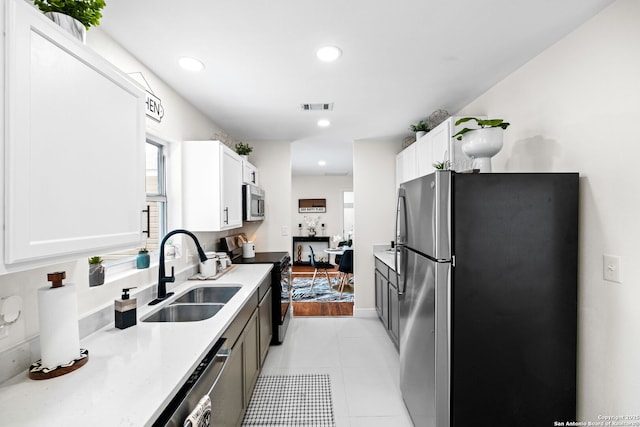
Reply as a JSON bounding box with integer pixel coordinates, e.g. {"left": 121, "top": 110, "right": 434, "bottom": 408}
{"left": 241, "top": 374, "right": 335, "bottom": 426}
{"left": 288, "top": 277, "right": 354, "bottom": 302}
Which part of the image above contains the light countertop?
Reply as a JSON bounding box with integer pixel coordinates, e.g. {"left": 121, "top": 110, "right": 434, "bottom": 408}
{"left": 374, "top": 247, "right": 397, "bottom": 271}
{"left": 0, "top": 264, "right": 272, "bottom": 427}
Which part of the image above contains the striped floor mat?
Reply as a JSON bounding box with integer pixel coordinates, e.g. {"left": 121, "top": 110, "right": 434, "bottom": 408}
{"left": 241, "top": 374, "right": 335, "bottom": 426}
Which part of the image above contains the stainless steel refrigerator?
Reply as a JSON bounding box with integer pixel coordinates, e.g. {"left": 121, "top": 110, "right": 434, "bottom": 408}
{"left": 396, "top": 171, "right": 578, "bottom": 427}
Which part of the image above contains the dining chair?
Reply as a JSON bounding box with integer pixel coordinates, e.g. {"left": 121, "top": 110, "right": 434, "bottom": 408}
{"left": 308, "top": 246, "right": 334, "bottom": 291}
{"left": 333, "top": 241, "right": 348, "bottom": 265}
{"left": 337, "top": 249, "right": 354, "bottom": 298}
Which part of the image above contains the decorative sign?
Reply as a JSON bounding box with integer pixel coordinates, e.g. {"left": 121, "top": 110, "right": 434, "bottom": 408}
{"left": 298, "top": 198, "right": 326, "bottom": 213}
{"left": 145, "top": 90, "right": 164, "bottom": 122}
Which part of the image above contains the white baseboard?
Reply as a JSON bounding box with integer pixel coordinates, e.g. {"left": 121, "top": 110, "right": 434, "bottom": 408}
{"left": 353, "top": 307, "right": 378, "bottom": 318}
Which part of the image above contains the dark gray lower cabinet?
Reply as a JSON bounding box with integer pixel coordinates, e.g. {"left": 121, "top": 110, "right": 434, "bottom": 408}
{"left": 243, "top": 310, "right": 260, "bottom": 405}
{"left": 374, "top": 257, "right": 399, "bottom": 350}
{"left": 258, "top": 287, "right": 272, "bottom": 366}
{"left": 211, "top": 336, "right": 244, "bottom": 427}
{"left": 211, "top": 275, "right": 271, "bottom": 426}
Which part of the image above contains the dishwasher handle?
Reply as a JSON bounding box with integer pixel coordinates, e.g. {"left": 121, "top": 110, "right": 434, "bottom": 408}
{"left": 206, "top": 348, "right": 231, "bottom": 395}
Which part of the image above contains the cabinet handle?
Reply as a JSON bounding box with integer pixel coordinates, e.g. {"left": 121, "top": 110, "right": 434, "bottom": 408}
{"left": 142, "top": 205, "right": 150, "bottom": 237}
{"left": 251, "top": 171, "right": 256, "bottom": 184}
{"left": 224, "top": 207, "right": 229, "bottom": 224}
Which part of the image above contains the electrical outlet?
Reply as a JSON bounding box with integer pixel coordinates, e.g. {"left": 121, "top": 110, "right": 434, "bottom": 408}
{"left": 603, "top": 254, "right": 622, "bottom": 283}
{"left": 281, "top": 226, "right": 289, "bottom": 236}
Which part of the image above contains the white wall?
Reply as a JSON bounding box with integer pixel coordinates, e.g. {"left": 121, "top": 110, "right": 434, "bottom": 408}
{"left": 456, "top": 0, "right": 640, "bottom": 417}
{"left": 353, "top": 138, "right": 399, "bottom": 313}
{"left": 291, "top": 175, "right": 353, "bottom": 240}
{"left": 240, "top": 140, "right": 293, "bottom": 253}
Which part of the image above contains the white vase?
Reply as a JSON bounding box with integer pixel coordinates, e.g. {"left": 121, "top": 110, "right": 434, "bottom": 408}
{"left": 460, "top": 127, "right": 504, "bottom": 173}
{"left": 45, "top": 12, "right": 86, "bottom": 44}
{"left": 415, "top": 131, "right": 427, "bottom": 140}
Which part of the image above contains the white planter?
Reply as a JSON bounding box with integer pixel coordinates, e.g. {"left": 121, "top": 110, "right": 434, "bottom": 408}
{"left": 460, "top": 127, "right": 504, "bottom": 173}
{"left": 415, "top": 131, "right": 427, "bottom": 140}
{"left": 45, "top": 12, "right": 86, "bottom": 44}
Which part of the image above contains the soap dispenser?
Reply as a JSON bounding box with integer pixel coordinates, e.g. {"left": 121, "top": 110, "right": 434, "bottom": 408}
{"left": 115, "top": 287, "right": 137, "bottom": 330}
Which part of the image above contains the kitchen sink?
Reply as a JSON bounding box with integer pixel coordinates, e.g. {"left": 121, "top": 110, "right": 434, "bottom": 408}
{"left": 143, "top": 303, "right": 224, "bottom": 323}
{"left": 174, "top": 286, "right": 241, "bottom": 304}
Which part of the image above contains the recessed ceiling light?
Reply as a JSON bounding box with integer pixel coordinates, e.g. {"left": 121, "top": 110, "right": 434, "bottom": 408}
{"left": 178, "top": 57, "right": 205, "bottom": 71}
{"left": 317, "top": 119, "right": 331, "bottom": 127}
{"left": 318, "top": 160, "right": 327, "bottom": 166}
{"left": 316, "top": 46, "right": 342, "bottom": 62}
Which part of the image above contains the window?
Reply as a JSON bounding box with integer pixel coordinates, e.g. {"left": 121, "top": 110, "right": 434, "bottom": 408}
{"left": 144, "top": 140, "right": 167, "bottom": 252}
{"left": 101, "top": 138, "right": 167, "bottom": 266}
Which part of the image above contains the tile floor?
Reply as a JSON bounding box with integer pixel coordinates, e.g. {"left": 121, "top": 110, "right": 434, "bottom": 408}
{"left": 261, "top": 316, "right": 414, "bottom": 426}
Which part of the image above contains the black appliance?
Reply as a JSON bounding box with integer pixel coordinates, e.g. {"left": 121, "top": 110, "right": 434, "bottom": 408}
{"left": 220, "top": 234, "right": 291, "bottom": 344}
{"left": 396, "top": 171, "right": 578, "bottom": 426}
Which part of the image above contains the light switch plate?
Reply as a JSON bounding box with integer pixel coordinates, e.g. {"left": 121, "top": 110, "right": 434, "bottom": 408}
{"left": 281, "top": 226, "right": 289, "bottom": 236}
{"left": 603, "top": 254, "right": 622, "bottom": 283}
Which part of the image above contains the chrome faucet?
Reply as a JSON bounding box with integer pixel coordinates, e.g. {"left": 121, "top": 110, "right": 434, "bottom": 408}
{"left": 150, "top": 229, "right": 208, "bottom": 305}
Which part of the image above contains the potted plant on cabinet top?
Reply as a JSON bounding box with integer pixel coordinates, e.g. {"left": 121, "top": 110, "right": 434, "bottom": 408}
{"left": 451, "top": 117, "right": 510, "bottom": 173}
{"left": 409, "top": 120, "right": 430, "bottom": 140}
{"left": 88, "top": 256, "right": 105, "bottom": 287}
{"left": 136, "top": 248, "right": 150, "bottom": 269}
{"left": 34, "top": 0, "right": 106, "bottom": 43}
{"left": 235, "top": 142, "right": 253, "bottom": 159}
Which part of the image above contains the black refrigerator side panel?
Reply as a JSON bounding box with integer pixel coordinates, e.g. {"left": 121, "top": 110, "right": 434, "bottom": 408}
{"left": 450, "top": 173, "right": 578, "bottom": 426}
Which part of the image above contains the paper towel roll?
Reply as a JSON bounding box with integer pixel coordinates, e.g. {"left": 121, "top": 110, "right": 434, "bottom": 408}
{"left": 37, "top": 284, "right": 81, "bottom": 369}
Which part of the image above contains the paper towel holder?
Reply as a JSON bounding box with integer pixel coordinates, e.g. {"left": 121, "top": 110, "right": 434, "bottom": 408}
{"left": 28, "top": 271, "right": 89, "bottom": 380}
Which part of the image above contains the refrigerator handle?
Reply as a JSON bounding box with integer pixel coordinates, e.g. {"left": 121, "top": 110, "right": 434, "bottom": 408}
{"left": 395, "top": 189, "right": 407, "bottom": 295}
{"left": 395, "top": 188, "right": 407, "bottom": 245}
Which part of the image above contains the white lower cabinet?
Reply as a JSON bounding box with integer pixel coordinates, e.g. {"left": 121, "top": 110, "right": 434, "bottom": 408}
{"left": 1, "top": 0, "right": 146, "bottom": 274}
{"left": 182, "top": 141, "right": 243, "bottom": 231}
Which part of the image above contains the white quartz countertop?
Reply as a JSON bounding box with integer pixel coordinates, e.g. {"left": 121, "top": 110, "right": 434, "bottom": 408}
{"left": 0, "top": 264, "right": 272, "bottom": 427}
{"left": 374, "top": 248, "right": 398, "bottom": 271}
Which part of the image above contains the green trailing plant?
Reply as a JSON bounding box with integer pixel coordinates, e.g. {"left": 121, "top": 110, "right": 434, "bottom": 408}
{"left": 433, "top": 160, "right": 451, "bottom": 170}
{"left": 34, "top": 0, "right": 106, "bottom": 30}
{"left": 409, "top": 120, "right": 430, "bottom": 133}
{"left": 235, "top": 142, "right": 253, "bottom": 155}
{"left": 88, "top": 256, "right": 103, "bottom": 264}
{"left": 452, "top": 117, "right": 510, "bottom": 141}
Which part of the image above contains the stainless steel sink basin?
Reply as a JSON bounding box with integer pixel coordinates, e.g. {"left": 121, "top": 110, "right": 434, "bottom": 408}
{"left": 174, "top": 286, "right": 241, "bottom": 304}
{"left": 143, "top": 303, "right": 224, "bottom": 322}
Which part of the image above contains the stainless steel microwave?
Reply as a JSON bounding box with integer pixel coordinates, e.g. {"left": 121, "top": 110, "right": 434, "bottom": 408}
{"left": 243, "top": 184, "right": 265, "bottom": 221}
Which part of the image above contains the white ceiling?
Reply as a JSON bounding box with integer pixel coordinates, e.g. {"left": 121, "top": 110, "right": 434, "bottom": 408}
{"left": 99, "top": 0, "right": 613, "bottom": 176}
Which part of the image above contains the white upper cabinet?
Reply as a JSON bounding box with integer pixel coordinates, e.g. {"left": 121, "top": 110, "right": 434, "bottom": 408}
{"left": 396, "top": 117, "right": 477, "bottom": 187}
{"left": 395, "top": 142, "right": 418, "bottom": 187}
{"left": 242, "top": 159, "right": 259, "bottom": 186}
{"left": 182, "top": 141, "right": 243, "bottom": 231}
{"left": 1, "top": 0, "right": 146, "bottom": 274}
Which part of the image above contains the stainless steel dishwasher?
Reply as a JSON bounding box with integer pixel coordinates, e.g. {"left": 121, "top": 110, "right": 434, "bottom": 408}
{"left": 152, "top": 337, "right": 230, "bottom": 427}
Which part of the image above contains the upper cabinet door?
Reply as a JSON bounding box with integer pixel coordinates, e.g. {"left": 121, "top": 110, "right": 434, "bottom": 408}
{"left": 183, "top": 141, "right": 243, "bottom": 231}
{"left": 221, "top": 146, "right": 243, "bottom": 228}
{"left": 242, "top": 160, "right": 259, "bottom": 185}
{"left": 2, "top": 0, "right": 146, "bottom": 270}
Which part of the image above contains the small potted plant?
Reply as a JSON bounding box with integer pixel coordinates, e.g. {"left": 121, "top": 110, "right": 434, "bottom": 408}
{"left": 451, "top": 117, "right": 511, "bottom": 173}
{"left": 88, "top": 256, "right": 105, "bottom": 287}
{"left": 136, "top": 248, "right": 150, "bottom": 269}
{"left": 235, "top": 142, "right": 253, "bottom": 159}
{"left": 433, "top": 160, "right": 451, "bottom": 170}
{"left": 34, "top": 0, "right": 106, "bottom": 43}
{"left": 409, "top": 120, "right": 430, "bottom": 139}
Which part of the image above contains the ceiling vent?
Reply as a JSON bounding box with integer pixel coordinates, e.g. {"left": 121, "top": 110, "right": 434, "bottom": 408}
{"left": 301, "top": 103, "right": 334, "bottom": 111}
